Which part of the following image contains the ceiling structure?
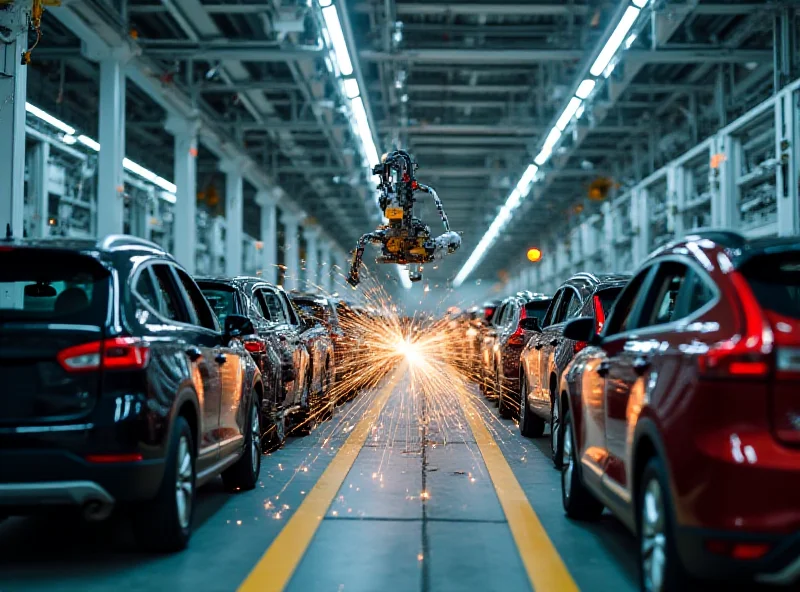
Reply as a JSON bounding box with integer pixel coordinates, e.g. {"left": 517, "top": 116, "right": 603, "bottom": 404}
{"left": 27, "top": 0, "right": 784, "bottom": 293}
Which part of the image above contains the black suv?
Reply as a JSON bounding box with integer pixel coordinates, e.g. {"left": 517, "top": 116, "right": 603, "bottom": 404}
{"left": 0, "top": 236, "right": 263, "bottom": 551}
{"left": 519, "top": 273, "right": 629, "bottom": 463}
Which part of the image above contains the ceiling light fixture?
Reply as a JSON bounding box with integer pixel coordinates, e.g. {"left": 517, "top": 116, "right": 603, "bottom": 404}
{"left": 321, "top": 5, "right": 353, "bottom": 76}
{"left": 25, "top": 103, "right": 76, "bottom": 135}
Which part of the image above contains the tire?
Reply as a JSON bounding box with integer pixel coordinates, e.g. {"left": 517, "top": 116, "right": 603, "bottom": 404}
{"left": 263, "top": 407, "right": 286, "bottom": 453}
{"left": 561, "top": 410, "right": 604, "bottom": 520}
{"left": 550, "top": 396, "right": 563, "bottom": 468}
{"left": 132, "top": 415, "right": 195, "bottom": 552}
{"left": 497, "top": 365, "right": 513, "bottom": 418}
{"left": 320, "top": 361, "right": 334, "bottom": 421}
{"left": 222, "top": 394, "right": 262, "bottom": 492}
{"left": 293, "top": 373, "right": 316, "bottom": 436}
{"left": 519, "top": 375, "right": 545, "bottom": 437}
{"left": 638, "top": 457, "right": 695, "bottom": 592}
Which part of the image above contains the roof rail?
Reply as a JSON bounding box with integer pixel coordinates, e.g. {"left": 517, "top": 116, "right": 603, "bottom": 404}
{"left": 681, "top": 228, "right": 747, "bottom": 248}
{"left": 99, "top": 234, "right": 165, "bottom": 252}
{"left": 570, "top": 271, "right": 600, "bottom": 282}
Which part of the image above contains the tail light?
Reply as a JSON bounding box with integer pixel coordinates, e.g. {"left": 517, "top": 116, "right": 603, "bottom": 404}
{"left": 57, "top": 338, "right": 150, "bottom": 372}
{"left": 508, "top": 307, "right": 527, "bottom": 345}
{"left": 574, "top": 295, "right": 606, "bottom": 354}
{"left": 697, "top": 271, "right": 773, "bottom": 378}
{"left": 86, "top": 453, "right": 143, "bottom": 463}
{"left": 244, "top": 338, "right": 266, "bottom": 354}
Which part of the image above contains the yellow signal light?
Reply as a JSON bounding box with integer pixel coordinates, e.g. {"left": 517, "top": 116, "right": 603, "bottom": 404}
{"left": 527, "top": 248, "right": 542, "bottom": 263}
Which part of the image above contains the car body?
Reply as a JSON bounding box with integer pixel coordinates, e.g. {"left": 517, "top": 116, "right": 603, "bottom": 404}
{"left": 288, "top": 292, "right": 337, "bottom": 405}
{"left": 0, "top": 236, "right": 263, "bottom": 551}
{"left": 333, "top": 299, "right": 372, "bottom": 395}
{"left": 476, "top": 299, "right": 503, "bottom": 394}
{"left": 490, "top": 292, "right": 551, "bottom": 419}
{"left": 558, "top": 233, "right": 800, "bottom": 589}
{"left": 519, "top": 273, "right": 628, "bottom": 457}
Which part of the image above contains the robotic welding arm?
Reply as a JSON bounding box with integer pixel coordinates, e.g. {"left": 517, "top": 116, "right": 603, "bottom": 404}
{"left": 346, "top": 151, "right": 461, "bottom": 287}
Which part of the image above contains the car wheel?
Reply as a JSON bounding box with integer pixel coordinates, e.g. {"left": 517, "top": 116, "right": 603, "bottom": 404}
{"left": 321, "top": 361, "right": 334, "bottom": 421}
{"left": 222, "top": 394, "right": 262, "bottom": 492}
{"left": 638, "top": 457, "right": 695, "bottom": 592}
{"left": 561, "top": 410, "right": 604, "bottom": 520}
{"left": 132, "top": 415, "right": 195, "bottom": 552}
{"left": 519, "top": 375, "right": 545, "bottom": 437}
{"left": 550, "top": 396, "right": 563, "bottom": 467}
{"left": 263, "top": 406, "right": 286, "bottom": 453}
{"left": 497, "top": 366, "right": 512, "bottom": 418}
{"left": 294, "top": 373, "right": 316, "bottom": 436}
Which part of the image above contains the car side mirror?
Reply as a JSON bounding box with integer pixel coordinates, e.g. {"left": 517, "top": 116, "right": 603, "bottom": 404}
{"left": 224, "top": 314, "right": 255, "bottom": 340}
{"left": 520, "top": 317, "right": 542, "bottom": 332}
{"left": 563, "top": 317, "right": 600, "bottom": 344}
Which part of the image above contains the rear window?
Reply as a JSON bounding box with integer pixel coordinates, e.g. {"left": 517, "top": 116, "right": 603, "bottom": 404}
{"left": 596, "top": 287, "right": 624, "bottom": 316}
{"left": 0, "top": 249, "right": 109, "bottom": 325}
{"left": 198, "top": 284, "right": 237, "bottom": 325}
{"left": 524, "top": 300, "right": 550, "bottom": 321}
{"left": 740, "top": 254, "right": 800, "bottom": 320}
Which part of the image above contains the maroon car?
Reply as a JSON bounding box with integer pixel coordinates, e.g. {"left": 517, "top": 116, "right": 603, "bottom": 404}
{"left": 558, "top": 231, "right": 800, "bottom": 590}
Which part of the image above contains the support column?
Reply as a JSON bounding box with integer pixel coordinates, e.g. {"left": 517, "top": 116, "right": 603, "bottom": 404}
{"left": 319, "top": 237, "right": 334, "bottom": 294}
{"left": 256, "top": 189, "right": 280, "bottom": 285}
{"left": 304, "top": 226, "right": 320, "bottom": 291}
{"left": 221, "top": 157, "right": 246, "bottom": 277}
{"left": 97, "top": 56, "right": 127, "bottom": 237}
{"left": 0, "top": 32, "right": 27, "bottom": 240}
{"left": 28, "top": 141, "right": 51, "bottom": 238}
{"left": 281, "top": 210, "right": 304, "bottom": 291}
{"left": 166, "top": 114, "right": 200, "bottom": 273}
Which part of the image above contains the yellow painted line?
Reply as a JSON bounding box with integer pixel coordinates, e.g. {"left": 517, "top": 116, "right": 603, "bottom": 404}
{"left": 457, "top": 392, "right": 580, "bottom": 592}
{"left": 238, "top": 368, "right": 404, "bottom": 592}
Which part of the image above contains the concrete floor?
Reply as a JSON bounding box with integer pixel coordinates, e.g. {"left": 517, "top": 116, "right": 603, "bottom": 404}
{"left": 0, "top": 374, "right": 641, "bottom": 592}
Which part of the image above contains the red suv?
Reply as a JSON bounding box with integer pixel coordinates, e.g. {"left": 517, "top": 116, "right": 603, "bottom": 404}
{"left": 558, "top": 232, "right": 800, "bottom": 590}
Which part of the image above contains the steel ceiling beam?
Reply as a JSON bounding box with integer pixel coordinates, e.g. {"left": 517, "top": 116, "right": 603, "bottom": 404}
{"left": 626, "top": 49, "right": 773, "bottom": 64}
{"left": 353, "top": 2, "right": 591, "bottom": 16}
{"left": 142, "top": 43, "right": 325, "bottom": 61}
{"left": 626, "top": 83, "right": 716, "bottom": 94}
{"left": 383, "top": 124, "right": 544, "bottom": 135}
{"left": 360, "top": 49, "right": 585, "bottom": 64}
{"left": 406, "top": 83, "right": 531, "bottom": 94}
{"left": 198, "top": 81, "right": 301, "bottom": 94}
{"left": 410, "top": 136, "right": 531, "bottom": 146}
{"left": 409, "top": 99, "right": 510, "bottom": 109}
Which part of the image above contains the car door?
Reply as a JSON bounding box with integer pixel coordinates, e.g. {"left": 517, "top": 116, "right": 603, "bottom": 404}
{"left": 529, "top": 289, "right": 563, "bottom": 403}
{"left": 147, "top": 263, "right": 223, "bottom": 470}
{"left": 173, "top": 268, "right": 247, "bottom": 459}
{"left": 536, "top": 289, "right": 578, "bottom": 411}
{"left": 255, "top": 287, "right": 294, "bottom": 407}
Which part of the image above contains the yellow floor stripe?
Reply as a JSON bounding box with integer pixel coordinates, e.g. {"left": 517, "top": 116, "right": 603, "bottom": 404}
{"left": 457, "top": 392, "right": 580, "bottom": 592}
{"left": 238, "top": 368, "right": 404, "bottom": 592}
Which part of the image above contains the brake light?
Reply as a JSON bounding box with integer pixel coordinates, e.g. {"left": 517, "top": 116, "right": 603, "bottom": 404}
{"left": 593, "top": 295, "right": 606, "bottom": 334}
{"left": 57, "top": 338, "right": 150, "bottom": 372}
{"left": 508, "top": 307, "right": 527, "bottom": 345}
{"left": 574, "top": 341, "right": 587, "bottom": 354}
{"left": 85, "top": 453, "right": 143, "bottom": 463}
{"left": 697, "top": 271, "right": 773, "bottom": 378}
{"left": 244, "top": 339, "right": 266, "bottom": 354}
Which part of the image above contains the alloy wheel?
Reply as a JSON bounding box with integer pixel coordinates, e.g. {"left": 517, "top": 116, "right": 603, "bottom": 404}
{"left": 175, "top": 435, "right": 193, "bottom": 529}
{"left": 550, "top": 400, "right": 560, "bottom": 459}
{"left": 641, "top": 478, "right": 667, "bottom": 592}
{"left": 519, "top": 377, "right": 527, "bottom": 423}
{"left": 562, "top": 421, "right": 574, "bottom": 502}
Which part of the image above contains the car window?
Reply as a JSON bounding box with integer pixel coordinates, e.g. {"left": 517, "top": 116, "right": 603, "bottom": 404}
{"left": 542, "top": 290, "right": 562, "bottom": 327}
{"left": 638, "top": 262, "right": 690, "bottom": 328}
{"left": 679, "top": 270, "right": 716, "bottom": 317}
{"left": 200, "top": 285, "right": 237, "bottom": 326}
{"left": 604, "top": 267, "right": 653, "bottom": 336}
{"left": 259, "top": 289, "right": 287, "bottom": 324}
{"left": 134, "top": 269, "right": 160, "bottom": 312}
{"left": 565, "top": 289, "right": 583, "bottom": 319}
{"left": 175, "top": 269, "right": 219, "bottom": 331}
{"left": 524, "top": 299, "right": 550, "bottom": 322}
{"left": 554, "top": 289, "right": 578, "bottom": 323}
{"left": 739, "top": 252, "right": 800, "bottom": 320}
{"left": 294, "top": 299, "right": 328, "bottom": 324}
{"left": 0, "top": 249, "right": 109, "bottom": 326}
{"left": 151, "top": 264, "right": 187, "bottom": 323}
{"left": 596, "top": 287, "right": 624, "bottom": 317}
{"left": 493, "top": 303, "right": 507, "bottom": 327}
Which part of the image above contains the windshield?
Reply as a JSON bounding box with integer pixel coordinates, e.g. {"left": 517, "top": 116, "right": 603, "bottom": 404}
{"left": 596, "top": 287, "right": 624, "bottom": 317}
{"left": 0, "top": 249, "right": 109, "bottom": 326}
{"left": 198, "top": 285, "right": 237, "bottom": 325}
{"left": 740, "top": 253, "right": 800, "bottom": 320}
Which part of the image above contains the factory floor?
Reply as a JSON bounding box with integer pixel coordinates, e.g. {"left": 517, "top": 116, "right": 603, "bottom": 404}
{"left": 0, "top": 369, "right": 641, "bottom": 592}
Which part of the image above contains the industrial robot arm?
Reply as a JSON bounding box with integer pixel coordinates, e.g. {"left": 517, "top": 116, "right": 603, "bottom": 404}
{"left": 346, "top": 151, "right": 460, "bottom": 288}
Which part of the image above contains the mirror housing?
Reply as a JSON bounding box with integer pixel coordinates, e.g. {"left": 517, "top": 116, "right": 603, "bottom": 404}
{"left": 519, "top": 317, "right": 542, "bottom": 333}
{"left": 224, "top": 314, "right": 255, "bottom": 340}
{"left": 563, "top": 317, "right": 600, "bottom": 344}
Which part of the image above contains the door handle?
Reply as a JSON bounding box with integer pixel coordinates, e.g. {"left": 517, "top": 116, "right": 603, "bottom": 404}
{"left": 215, "top": 351, "right": 227, "bottom": 365}
{"left": 633, "top": 357, "right": 650, "bottom": 374}
{"left": 185, "top": 347, "right": 202, "bottom": 361}
{"left": 597, "top": 360, "right": 611, "bottom": 377}
{"left": 550, "top": 338, "right": 559, "bottom": 346}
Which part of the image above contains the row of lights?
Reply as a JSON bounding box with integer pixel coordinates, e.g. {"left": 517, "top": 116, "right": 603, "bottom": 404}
{"left": 25, "top": 103, "right": 177, "bottom": 202}
{"left": 452, "top": 0, "right": 649, "bottom": 288}
{"left": 318, "top": 0, "right": 411, "bottom": 289}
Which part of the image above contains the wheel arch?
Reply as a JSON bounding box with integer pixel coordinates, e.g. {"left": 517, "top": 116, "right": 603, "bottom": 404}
{"left": 174, "top": 384, "right": 201, "bottom": 455}
{"left": 632, "top": 418, "right": 673, "bottom": 530}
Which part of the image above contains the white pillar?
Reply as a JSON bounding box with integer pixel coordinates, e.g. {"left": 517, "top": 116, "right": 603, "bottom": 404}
{"left": 281, "top": 210, "right": 303, "bottom": 291}
{"left": 304, "top": 226, "right": 320, "bottom": 291}
{"left": 256, "top": 189, "right": 279, "bottom": 284}
{"left": 97, "top": 56, "right": 126, "bottom": 237}
{"left": 0, "top": 32, "right": 27, "bottom": 240}
{"left": 221, "top": 157, "right": 246, "bottom": 276}
{"left": 319, "top": 237, "right": 334, "bottom": 294}
{"left": 166, "top": 114, "right": 200, "bottom": 273}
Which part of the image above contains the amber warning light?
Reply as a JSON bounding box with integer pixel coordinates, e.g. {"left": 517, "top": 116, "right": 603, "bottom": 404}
{"left": 527, "top": 248, "right": 542, "bottom": 263}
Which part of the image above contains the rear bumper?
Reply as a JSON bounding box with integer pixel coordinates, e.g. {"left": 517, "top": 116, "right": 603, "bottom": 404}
{"left": 0, "top": 449, "right": 165, "bottom": 508}
{"left": 677, "top": 526, "right": 800, "bottom": 584}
